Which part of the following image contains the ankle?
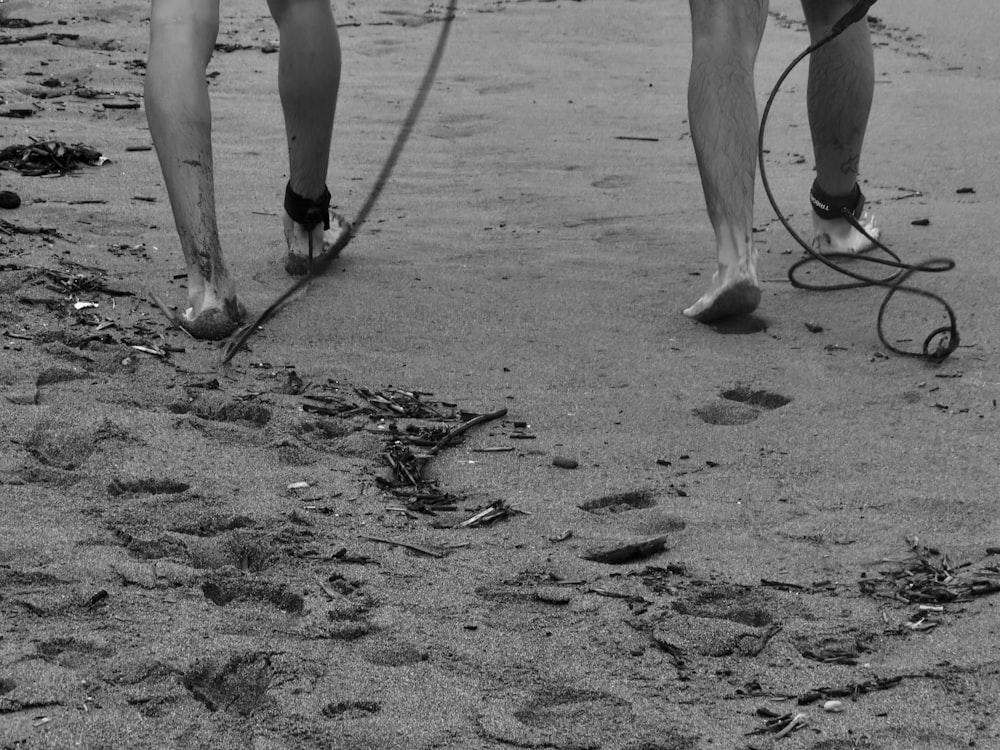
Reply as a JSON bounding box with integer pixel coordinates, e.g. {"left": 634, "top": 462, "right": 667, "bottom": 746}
{"left": 810, "top": 180, "right": 865, "bottom": 221}
{"left": 284, "top": 182, "right": 331, "bottom": 231}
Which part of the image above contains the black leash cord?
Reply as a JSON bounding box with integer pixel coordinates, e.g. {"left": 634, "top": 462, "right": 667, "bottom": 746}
{"left": 221, "top": 0, "right": 459, "bottom": 365}
{"left": 757, "top": 5, "right": 960, "bottom": 363}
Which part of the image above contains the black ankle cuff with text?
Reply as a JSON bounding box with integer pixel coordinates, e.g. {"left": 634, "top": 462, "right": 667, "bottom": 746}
{"left": 810, "top": 180, "right": 864, "bottom": 221}
{"left": 284, "top": 182, "right": 332, "bottom": 231}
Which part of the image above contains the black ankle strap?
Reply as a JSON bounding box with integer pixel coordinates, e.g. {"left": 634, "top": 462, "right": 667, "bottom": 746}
{"left": 284, "top": 182, "right": 331, "bottom": 231}
{"left": 810, "top": 180, "right": 865, "bottom": 221}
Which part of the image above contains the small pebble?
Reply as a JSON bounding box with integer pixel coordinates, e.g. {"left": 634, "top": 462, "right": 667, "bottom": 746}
{"left": 823, "top": 700, "right": 844, "bottom": 713}
{"left": 552, "top": 456, "right": 579, "bottom": 470}
{"left": 0, "top": 190, "right": 21, "bottom": 210}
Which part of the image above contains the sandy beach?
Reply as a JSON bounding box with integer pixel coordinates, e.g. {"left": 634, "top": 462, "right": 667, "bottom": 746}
{"left": 2, "top": 1, "right": 1000, "bottom": 748}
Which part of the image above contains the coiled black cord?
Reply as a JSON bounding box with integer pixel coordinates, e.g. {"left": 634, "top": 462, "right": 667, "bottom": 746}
{"left": 757, "top": 1, "right": 960, "bottom": 362}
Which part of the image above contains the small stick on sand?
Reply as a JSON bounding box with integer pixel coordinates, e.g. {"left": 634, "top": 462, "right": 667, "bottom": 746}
{"left": 148, "top": 292, "right": 195, "bottom": 339}
{"left": 430, "top": 407, "right": 508, "bottom": 454}
{"left": 361, "top": 535, "right": 446, "bottom": 558}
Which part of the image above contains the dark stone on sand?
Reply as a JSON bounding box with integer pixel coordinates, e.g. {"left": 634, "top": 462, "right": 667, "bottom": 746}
{"left": 582, "top": 536, "right": 668, "bottom": 564}
{"left": 0, "top": 190, "right": 20, "bottom": 209}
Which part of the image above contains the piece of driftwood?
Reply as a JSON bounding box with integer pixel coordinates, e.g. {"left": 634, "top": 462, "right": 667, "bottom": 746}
{"left": 581, "top": 536, "right": 668, "bottom": 564}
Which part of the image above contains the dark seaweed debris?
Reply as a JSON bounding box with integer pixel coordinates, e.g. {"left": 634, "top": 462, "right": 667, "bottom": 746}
{"left": 0, "top": 140, "right": 105, "bottom": 176}
{"left": 860, "top": 542, "right": 1000, "bottom": 604}
{"left": 302, "top": 384, "right": 460, "bottom": 420}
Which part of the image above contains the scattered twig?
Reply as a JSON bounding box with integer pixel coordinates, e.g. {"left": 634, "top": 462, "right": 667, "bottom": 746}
{"left": 587, "top": 587, "right": 649, "bottom": 605}
{"left": 774, "top": 712, "right": 808, "bottom": 739}
{"left": 744, "top": 623, "right": 782, "bottom": 657}
{"left": 130, "top": 344, "right": 166, "bottom": 357}
{"left": 361, "top": 535, "right": 446, "bottom": 558}
{"left": 316, "top": 577, "right": 340, "bottom": 600}
{"left": 459, "top": 500, "right": 521, "bottom": 528}
{"left": 0, "top": 218, "right": 63, "bottom": 238}
{"left": 747, "top": 710, "right": 808, "bottom": 738}
{"left": 147, "top": 292, "right": 195, "bottom": 339}
{"left": 431, "top": 407, "right": 508, "bottom": 454}
{"left": 801, "top": 647, "right": 860, "bottom": 666}
{"left": 860, "top": 541, "right": 1000, "bottom": 604}
{"left": 0, "top": 31, "right": 78, "bottom": 45}
{"left": 797, "top": 675, "right": 904, "bottom": 706}
{"left": 0, "top": 18, "right": 52, "bottom": 29}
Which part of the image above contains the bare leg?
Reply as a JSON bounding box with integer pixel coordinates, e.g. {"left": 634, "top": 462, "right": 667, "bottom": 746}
{"left": 683, "top": 0, "right": 767, "bottom": 323}
{"left": 802, "top": 0, "right": 879, "bottom": 253}
{"left": 145, "top": 0, "right": 244, "bottom": 339}
{"left": 266, "top": 0, "right": 347, "bottom": 275}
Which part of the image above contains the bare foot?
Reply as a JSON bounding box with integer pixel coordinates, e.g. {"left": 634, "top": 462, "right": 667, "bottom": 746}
{"left": 283, "top": 210, "right": 352, "bottom": 276}
{"left": 683, "top": 264, "right": 761, "bottom": 323}
{"left": 811, "top": 205, "right": 880, "bottom": 254}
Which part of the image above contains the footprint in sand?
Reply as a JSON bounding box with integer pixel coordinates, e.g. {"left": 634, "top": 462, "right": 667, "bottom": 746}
{"left": 478, "top": 686, "right": 695, "bottom": 750}
{"left": 182, "top": 652, "right": 274, "bottom": 716}
{"left": 201, "top": 578, "right": 304, "bottom": 614}
{"left": 694, "top": 386, "right": 791, "bottom": 425}
{"left": 362, "top": 640, "right": 428, "bottom": 667}
{"left": 169, "top": 393, "right": 272, "bottom": 427}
